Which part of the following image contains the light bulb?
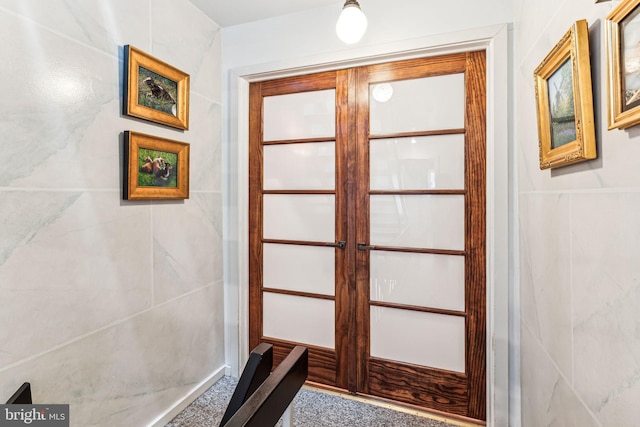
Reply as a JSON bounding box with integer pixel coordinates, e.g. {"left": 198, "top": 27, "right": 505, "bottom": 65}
{"left": 336, "top": 1, "right": 367, "bottom": 44}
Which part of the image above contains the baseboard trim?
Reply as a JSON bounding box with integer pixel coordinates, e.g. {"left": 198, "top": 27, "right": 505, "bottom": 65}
{"left": 149, "top": 365, "right": 228, "bottom": 427}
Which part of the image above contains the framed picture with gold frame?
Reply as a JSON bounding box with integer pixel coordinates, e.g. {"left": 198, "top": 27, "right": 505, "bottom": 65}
{"left": 533, "top": 20, "right": 596, "bottom": 169}
{"left": 124, "top": 45, "right": 190, "bottom": 130}
{"left": 607, "top": 0, "right": 640, "bottom": 129}
{"left": 123, "top": 131, "right": 190, "bottom": 200}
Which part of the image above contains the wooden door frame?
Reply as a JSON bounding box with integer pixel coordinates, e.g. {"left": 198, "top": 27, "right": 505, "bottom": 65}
{"left": 226, "top": 24, "right": 512, "bottom": 426}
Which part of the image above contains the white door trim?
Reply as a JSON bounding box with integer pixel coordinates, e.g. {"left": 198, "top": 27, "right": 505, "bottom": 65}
{"left": 224, "top": 23, "right": 512, "bottom": 426}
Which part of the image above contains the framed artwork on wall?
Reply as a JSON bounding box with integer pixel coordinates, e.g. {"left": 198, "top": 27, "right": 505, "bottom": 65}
{"left": 533, "top": 19, "right": 597, "bottom": 169}
{"left": 124, "top": 45, "right": 190, "bottom": 130}
{"left": 607, "top": 0, "right": 640, "bottom": 129}
{"left": 123, "top": 131, "right": 190, "bottom": 200}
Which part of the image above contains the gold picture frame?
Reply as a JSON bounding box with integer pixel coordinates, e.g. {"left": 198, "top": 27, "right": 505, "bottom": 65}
{"left": 534, "top": 20, "right": 596, "bottom": 169}
{"left": 607, "top": 0, "right": 640, "bottom": 129}
{"left": 124, "top": 45, "right": 190, "bottom": 130}
{"left": 124, "top": 131, "right": 190, "bottom": 200}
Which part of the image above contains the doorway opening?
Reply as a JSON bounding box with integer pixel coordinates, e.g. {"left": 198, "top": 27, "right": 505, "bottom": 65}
{"left": 248, "top": 52, "right": 486, "bottom": 421}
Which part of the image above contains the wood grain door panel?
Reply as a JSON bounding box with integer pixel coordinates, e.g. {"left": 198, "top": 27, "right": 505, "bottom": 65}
{"left": 249, "top": 51, "right": 486, "bottom": 421}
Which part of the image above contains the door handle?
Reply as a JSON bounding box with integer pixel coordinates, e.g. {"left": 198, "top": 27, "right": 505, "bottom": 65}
{"left": 357, "top": 242, "right": 375, "bottom": 251}
{"left": 326, "top": 240, "right": 346, "bottom": 249}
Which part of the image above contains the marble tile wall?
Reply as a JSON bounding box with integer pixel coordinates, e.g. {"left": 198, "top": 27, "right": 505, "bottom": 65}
{"left": 0, "top": 1, "right": 224, "bottom": 425}
{"left": 515, "top": 0, "right": 640, "bottom": 425}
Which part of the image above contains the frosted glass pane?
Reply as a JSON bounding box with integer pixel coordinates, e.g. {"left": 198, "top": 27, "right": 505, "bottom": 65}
{"left": 263, "top": 293, "right": 335, "bottom": 349}
{"left": 370, "top": 306, "right": 465, "bottom": 372}
{"left": 264, "top": 194, "right": 335, "bottom": 242}
{"left": 264, "top": 142, "right": 335, "bottom": 190}
{"left": 370, "top": 74, "right": 465, "bottom": 134}
{"left": 264, "top": 243, "right": 335, "bottom": 296}
{"left": 370, "top": 135, "right": 464, "bottom": 190}
{"left": 370, "top": 251, "right": 464, "bottom": 311}
{"left": 370, "top": 195, "right": 464, "bottom": 250}
{"left": 263, "top": 90, "right": 336, "bottom": 141}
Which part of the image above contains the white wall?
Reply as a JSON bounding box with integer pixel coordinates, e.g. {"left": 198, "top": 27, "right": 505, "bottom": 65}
{"left": 0, "top": 1, "right": 224, "bottom": 425}
{"left": 515, "top": 1, "right": 640, "bottom": 425}
{"left": 223, "top": 0, "right": 513, "bottom": 70}
{"left": 221, "top": 0, "right": 515, "bottom": 424}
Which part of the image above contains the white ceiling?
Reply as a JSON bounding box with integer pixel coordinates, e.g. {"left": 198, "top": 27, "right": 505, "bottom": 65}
{"left": 189, "top": 0, "right": 344, "bottom": 27}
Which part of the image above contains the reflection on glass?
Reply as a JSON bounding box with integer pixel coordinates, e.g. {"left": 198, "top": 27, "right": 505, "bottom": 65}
{"left": 264, "top": 244, "right": 335, "bottom": 296}
{"left": 263, "top": 89, "right": 336, "bottom": 141}
{"left": 264, "top": 194, "right": 335, "bottom": 242}
{"left": 138, "top": 66, "right": 178, "bottom": 116}
{"left": 622, "top": 5, "right": 640, "bottom": 111}
{"left": 370, "top": 306, "right": 465, "bottom": 372}
{"left": 264, "top": 142, "right": 335, "bottom": 190}
{"left": 370, "top": 251, "right": 464, "bottom": 311}
{"left": 371, "top": 83, "right": 394, "bottom": 103}
{"left": 263, "top": 293, "right": 335, "bottom": 349}
{"left": 370, "top": 135, "right": 464, "bottom": 190}
{"left": 370, "top": 195, "right": 464, "bottom": 250}
{"left": 547, "top": 58, "right": 576, "bottom": 148}
{"left": 370, "top": 74, "right": 464, "bottom": 134}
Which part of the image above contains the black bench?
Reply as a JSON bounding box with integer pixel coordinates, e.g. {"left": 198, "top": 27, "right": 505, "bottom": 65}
{"left": 220, "top": 344, "right": 308, "bottom": 427}
{"left": 3, "top": 345, "right": 308, "bottom": 427}
{"left": 6, "top": 382, "right": 32, "bottom": 404}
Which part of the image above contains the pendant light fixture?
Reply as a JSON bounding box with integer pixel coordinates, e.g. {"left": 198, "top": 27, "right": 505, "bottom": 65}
{"left": 336, "top": 0, "right": 367, "bottom": 44}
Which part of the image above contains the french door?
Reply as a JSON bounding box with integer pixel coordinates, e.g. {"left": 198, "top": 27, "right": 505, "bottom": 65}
{"left": 249, "top": 51, "right": 486, "bottom": 420}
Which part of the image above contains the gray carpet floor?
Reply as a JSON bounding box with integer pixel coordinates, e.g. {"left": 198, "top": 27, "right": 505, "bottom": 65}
{"left": 166, "top": 376, "right": 458, "bottom": 427}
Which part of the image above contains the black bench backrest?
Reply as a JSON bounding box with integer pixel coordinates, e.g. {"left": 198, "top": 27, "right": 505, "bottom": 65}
{"left": 222, "top": 345, "right": 308, "bottom": 427}
{"left": 6, "top": 382, "right": 32, "bottom": 404}
{"left": 219, "top": 342, "right": 274, "bottom": 426}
